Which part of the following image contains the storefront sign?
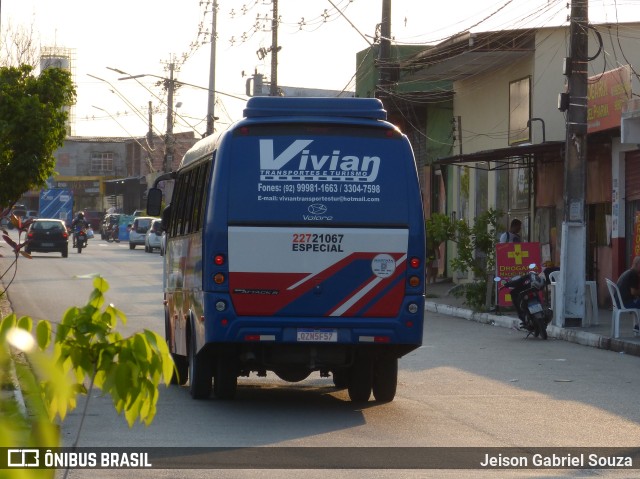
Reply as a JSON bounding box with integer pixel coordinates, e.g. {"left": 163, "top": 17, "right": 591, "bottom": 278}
{"left": 496, "top": 242, "right": 542, "bottom": 307}
{"left": 633, "top": 212, "right": 640, "bottom": 261}
{"left": 587, "top": 65, "right": 632, "bottom": 133}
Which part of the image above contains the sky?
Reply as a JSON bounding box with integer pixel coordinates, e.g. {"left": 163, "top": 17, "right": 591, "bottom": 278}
{"left": 3, "top": 0, "right": 640, "bottom": 139}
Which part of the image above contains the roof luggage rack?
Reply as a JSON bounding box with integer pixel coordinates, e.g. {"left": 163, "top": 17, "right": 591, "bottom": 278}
{"left": 243, "top": 97, "right": 387, "bottom": 120}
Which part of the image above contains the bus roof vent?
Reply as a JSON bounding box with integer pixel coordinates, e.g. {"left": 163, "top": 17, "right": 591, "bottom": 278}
{"left": 243, "top": 97, "right": 387, "bottom": 120}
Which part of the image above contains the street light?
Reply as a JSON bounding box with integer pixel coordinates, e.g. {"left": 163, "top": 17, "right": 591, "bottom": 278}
{"left": 87, "top": 73, "right": 151, "bottom": 128}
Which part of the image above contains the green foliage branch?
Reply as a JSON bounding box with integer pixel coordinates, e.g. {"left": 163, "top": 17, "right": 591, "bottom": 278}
{"left": 0, "top": 277, "right": 174, "bottom": 473}
{"left": 426, "top": 208, "right": 503, "bottom": 311}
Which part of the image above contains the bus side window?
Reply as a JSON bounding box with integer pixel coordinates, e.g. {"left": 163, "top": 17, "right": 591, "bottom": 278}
{"left": 182, "top": 169, "right": 197, "bottom": 234}
{"left": 170, "top": 172, "right": 188, "bottom": 237}
{"left": 192, "top": 161, "right": 211, "bottom": 232}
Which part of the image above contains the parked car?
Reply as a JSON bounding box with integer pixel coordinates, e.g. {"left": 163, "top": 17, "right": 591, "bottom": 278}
{"left": 100, "top": 213, "right": 121, "bottom": 240}
{"left": 82, "top": 210, "right": 104, "bottom": 231}
{"left": 128, "top": 216, "right": 155, "bottom": 249}
{"left": 24, "top": 219, "right": 69, "bottom": 258}
{"left": 144, "top": 219, "right": 163, "bottom": 253}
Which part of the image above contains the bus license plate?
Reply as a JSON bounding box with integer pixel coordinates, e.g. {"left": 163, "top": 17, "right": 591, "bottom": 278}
{"left": 296, "top": 329, "right": 337, "bottom": 342}
{"left": 528, "top": 301, "right": 543, "bottom": 314}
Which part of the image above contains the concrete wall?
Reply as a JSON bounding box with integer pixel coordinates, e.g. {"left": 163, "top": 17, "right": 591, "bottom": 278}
{"left": 54, "top": 139, "right": 127, "bottom": 177}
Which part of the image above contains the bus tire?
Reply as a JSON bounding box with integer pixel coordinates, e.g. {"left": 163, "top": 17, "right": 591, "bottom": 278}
{"left": 347, "top": 356, "right": 373, "bottom": 403}
{"left": 188, "top": 330, "right": 212, "bottom": 399}
{"left": 165, "top": 309, "right": 188, "bottom": 385}
{"left": 213, "top": 355, "right": 238, "bottom": 400}
{"left": 372, "top": 356, "right": 398, "bottom": 403}
{"left": 171, "top": 354, "right": 189, "bottom": 386}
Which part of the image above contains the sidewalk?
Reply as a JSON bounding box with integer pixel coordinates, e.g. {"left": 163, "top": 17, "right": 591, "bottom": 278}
{"left": 424, "top": 278, "right": 640, "bottom": 357}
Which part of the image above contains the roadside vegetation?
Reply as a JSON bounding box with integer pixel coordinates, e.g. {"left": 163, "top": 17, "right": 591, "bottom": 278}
{"left": 0, "top": 47, "right": 174, "bottom": 478}
{"left": 426, "top": 208, "right": 503, "bottom": 311}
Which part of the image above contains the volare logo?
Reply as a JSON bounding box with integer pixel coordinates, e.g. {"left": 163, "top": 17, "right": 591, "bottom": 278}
{"left": 259, "top": 139, "right": 380, "bottom": 183}
{"left": 304, "top": 203, "right": 332, "bottom": 221}
{"left": 308, "top": 204, "right": 328, "bottom": 215}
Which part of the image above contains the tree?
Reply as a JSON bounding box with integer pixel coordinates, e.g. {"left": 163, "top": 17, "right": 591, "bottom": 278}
{"left": 0, "top": 64, "right": 76, "bottom": 209}
{"left": 0, "top": 18, "right": 40, "bottom": 68}
{"left": 426, "top": 209, "right": 503, "bottom": 311}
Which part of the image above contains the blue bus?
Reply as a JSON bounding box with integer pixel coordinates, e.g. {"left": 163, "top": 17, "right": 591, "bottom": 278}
{"left": 147, "top": 97, "right": 425, "bottom": 402}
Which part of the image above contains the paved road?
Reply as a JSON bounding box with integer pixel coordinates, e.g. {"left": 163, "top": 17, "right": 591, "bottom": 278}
{"left": 1, "top": 232, "right": 640, "bottom": 478}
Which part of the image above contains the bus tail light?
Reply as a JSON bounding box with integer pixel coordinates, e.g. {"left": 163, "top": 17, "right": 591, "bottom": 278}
{"left": 410, "top": 257, "right": 420, "bottom": 268}
{"left": 244, "top": 334, "right": 275, "bottom": 341}
{"left": 408, "top": 275, "right": 421, "bottom": 287}
{"left": 214, "top": 254, "right": 225, "bottom": 265}
{"left": 215, "top": 301, "right": 226, "bottom": 311}
{"left": 358, "top": 336, "right": 391, "bottom": 343}
{"left": 213, "top": 273, "right": 225, "bottom": 284}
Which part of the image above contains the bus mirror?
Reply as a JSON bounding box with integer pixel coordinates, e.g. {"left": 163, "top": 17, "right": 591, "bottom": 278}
{"left": 147, "top": 187, "right": 163, "bottom": 216}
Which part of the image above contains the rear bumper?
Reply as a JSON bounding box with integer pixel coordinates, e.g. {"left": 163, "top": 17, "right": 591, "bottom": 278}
{"left": 202, "top": 292, "right": 424, "bottom": 347}
{"left": 28, "top": 241, "right": 68, "bottom": 252}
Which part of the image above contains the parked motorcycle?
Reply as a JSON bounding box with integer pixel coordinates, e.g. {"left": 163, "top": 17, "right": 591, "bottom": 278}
{"left": 496, "top": 264, "right": 552, "bottom": 339}
{"left": 73, "top": 227, "right": 88, "bottom": 254}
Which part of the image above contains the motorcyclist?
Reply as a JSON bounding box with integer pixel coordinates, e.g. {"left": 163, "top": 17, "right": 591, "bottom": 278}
{"left": 71, "top": 212, "right": 89, "bottom": 247}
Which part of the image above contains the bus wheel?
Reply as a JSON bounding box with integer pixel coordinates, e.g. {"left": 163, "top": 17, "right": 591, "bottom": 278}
{"left": 171, "top": 354, "right": 189, "bottom": 386}
{"left": 188, "top": 331, "right": 212, "bottom": 399}
{"left": 165, "top": 310, "right": 188, "bottom": 385}
{"left": 347, "top": 356, "right": 373, "bottom": 403}
{"left": 372, "top": 356, "right": 398, "bottom": 403}
{"left": 213, "top": 355, "right": 238, "bottom": 400}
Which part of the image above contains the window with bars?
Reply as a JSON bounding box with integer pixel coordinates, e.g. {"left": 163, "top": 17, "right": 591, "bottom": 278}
{"left": 91, "top": 152, "right": 114, "bottom": 173}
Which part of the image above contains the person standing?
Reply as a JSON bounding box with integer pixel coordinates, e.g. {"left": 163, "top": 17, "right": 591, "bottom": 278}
{"left": 499, "top": 218, "right": 522, "bottom": 243}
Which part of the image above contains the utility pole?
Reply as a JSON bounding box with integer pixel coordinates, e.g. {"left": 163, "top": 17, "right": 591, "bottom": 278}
{"left": 147, "top": 100, "right": 153, "bottom": 147}
{"left": 164, "top": 61, "right": 175, "bottom": 173}
{"left": 558, "top": 0, "right": 589, "bottom": 325}
{"left": 270, "top": 0, "right": 279, "bottom": 96}
{"left": 206, "top": 1, "right": 218, "bottom": 137}
{"left": 376, "top": 0, "right": 392, "bottom": 98}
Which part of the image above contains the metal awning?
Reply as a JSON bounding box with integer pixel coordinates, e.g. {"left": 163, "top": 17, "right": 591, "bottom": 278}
{"left": 400, "top": 30, "right": 536, "bottom": 84}
{"left": 435, "top": 141, "right": 564, "bottom": 171}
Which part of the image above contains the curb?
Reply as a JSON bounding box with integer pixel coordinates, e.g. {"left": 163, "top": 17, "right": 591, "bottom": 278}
{"left": 425, "top": 301, "right": 640, "bottom": 358}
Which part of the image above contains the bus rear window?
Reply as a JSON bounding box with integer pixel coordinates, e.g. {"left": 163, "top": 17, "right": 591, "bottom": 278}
{"left": 227, "top": 123, "right": 416, "bottom": 226}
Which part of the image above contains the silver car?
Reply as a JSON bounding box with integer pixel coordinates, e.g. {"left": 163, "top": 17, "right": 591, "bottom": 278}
{"left": 144, "top": 218, "right": 163, "bottom": 253}
{"left": 128, "top": 216, "right": 155, "bottom": 250}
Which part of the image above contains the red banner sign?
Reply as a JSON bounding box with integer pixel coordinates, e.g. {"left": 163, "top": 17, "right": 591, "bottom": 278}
{"left": 496, "top": 242, "right": 541, "bottom": 307}
{"left": 587, "top": 65, "right": 632, "bottom": 133}
{"left": 633, "top": 212, "right": 640, "bottom": 262}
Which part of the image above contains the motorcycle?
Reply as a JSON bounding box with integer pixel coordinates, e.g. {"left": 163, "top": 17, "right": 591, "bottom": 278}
{"left": 73, "top": 227, "right": 88, "bottom": 253}
{"left": 106, "top": 223, "right": 120, "bottom": 243}
{"left": 496, "top": 263, "right": 552, "bottom": 339}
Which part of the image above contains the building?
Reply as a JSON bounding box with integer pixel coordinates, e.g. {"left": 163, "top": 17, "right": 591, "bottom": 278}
{"left": 46, "top": 131, "right": 198, "bottom": 215}
{"left": 357, "top": 22, "right": 640, "bottom": 307}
